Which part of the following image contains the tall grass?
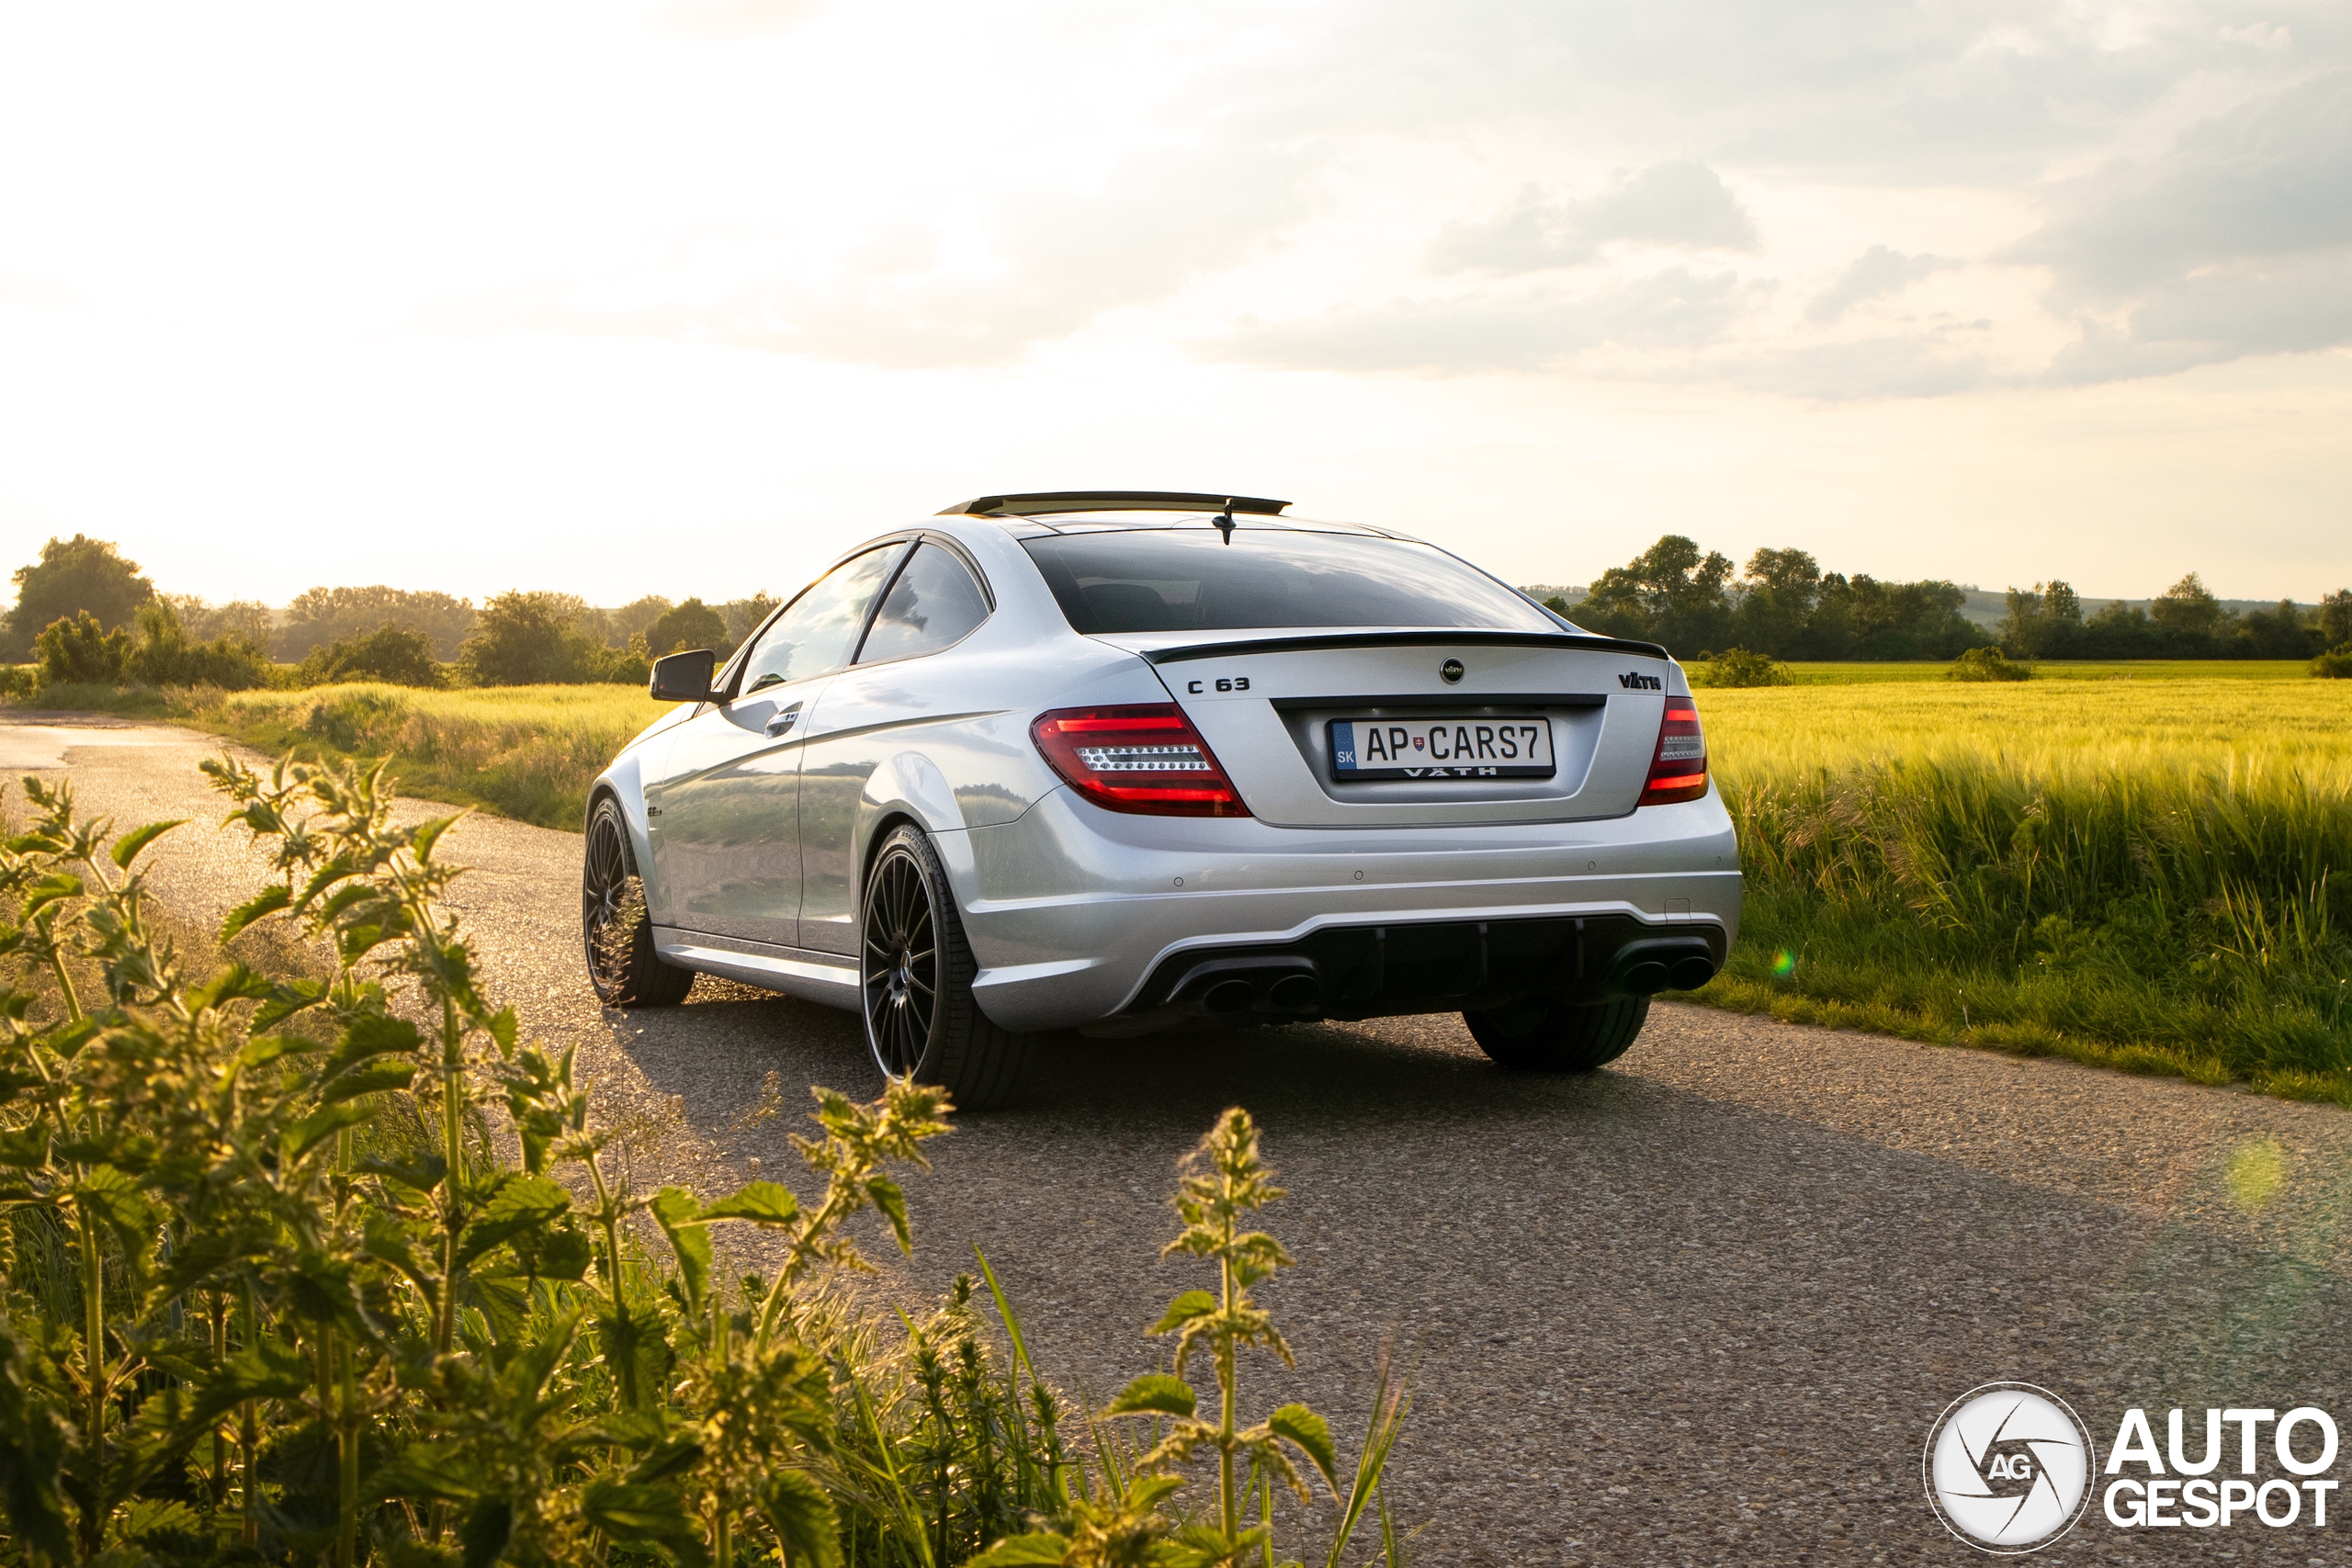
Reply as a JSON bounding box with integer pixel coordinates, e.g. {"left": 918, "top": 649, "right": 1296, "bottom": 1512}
{"left": 1696, "top": 678, "right": 2352, "bottom": 1098}
{"left": 76, "top": 682, "right": 675, "bottom": 829}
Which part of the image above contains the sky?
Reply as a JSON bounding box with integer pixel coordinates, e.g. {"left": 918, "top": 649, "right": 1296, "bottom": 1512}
{"left": 1, "top": 0, "right": 2346, "bottom": 609}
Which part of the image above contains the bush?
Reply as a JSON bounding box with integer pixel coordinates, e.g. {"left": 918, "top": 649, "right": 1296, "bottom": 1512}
{"left": 1692, "top": 647, "right": 1792, "bottom": 687}
{"left": 32, "top": 608, "right": 130, "bottom": 684}
{"left": 1947, "top": 645, "right": 2030, "bottom": 682}
{"left": 297, "top": 622, "right": 446, "bottom": 687}
{"left": 2312, "top": 643, "right": 2352, "bottom": 679}
{"left": 459, "top": 591, "right": 645, "bottom": 685}
{"left": 120, "top": 598, "right": 274, "bottom": 690}
{"left": 0, "top": 757, "right": 1409, "bottom": 1566}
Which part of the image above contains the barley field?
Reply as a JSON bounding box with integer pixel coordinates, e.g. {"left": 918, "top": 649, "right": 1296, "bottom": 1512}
{"left": 1697, "top": 673, "right": 2352, "bottom": 1099}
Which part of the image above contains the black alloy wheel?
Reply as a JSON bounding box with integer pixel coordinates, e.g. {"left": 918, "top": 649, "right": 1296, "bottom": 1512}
{"left": 858, "top": 824, "right": 1033, "bottom": 1109}
{"left": 863, "top": 839, "right": 940, "bottom": 1077}
{"left": 582, "top": 796, "right": 694, "bottom": 1007}
{"left": 1462, "top": 994, "right": 1651, "bottom": 1071}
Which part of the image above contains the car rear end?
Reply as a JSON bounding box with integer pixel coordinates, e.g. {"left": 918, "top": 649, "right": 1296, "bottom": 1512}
{"left": 952, "top": 511, "right": 1740, "bottom": 1036}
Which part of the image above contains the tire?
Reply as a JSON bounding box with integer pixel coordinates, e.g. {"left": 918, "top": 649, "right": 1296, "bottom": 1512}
{"left": 582, "top": 795, "right": 695, "bottom": 1008}
{"left": 861, "top": 824, "right": 1032, "bottom": 1111}
{"left": 1463, "top": 994, "right": 1651, "bottom": 1072}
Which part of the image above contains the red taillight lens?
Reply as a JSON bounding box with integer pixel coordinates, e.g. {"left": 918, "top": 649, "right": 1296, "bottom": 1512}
{"left": 1639, "top": 695, "right": 1709, "bottom": 806}
{"left": 1030, "top": 705, "right": 1251, "bottom": 818}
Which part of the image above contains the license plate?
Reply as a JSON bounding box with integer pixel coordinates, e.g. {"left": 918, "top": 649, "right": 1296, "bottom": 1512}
{"left": 1329, "top": 717, "right": 1555, "bottom": 781}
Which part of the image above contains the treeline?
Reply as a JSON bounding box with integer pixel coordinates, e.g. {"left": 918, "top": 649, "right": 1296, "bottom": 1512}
{"left": 1559, "top": 534, "right": 2352, "bottom": 662}
{"left": 4, "top": 535, "right": 777, "bottom": 693}
{"left": 2000, "top": 577, "right": 2351, "bottom": 660}
{"left": 1561, "top": 536, "right": 1986, "bottom": 660}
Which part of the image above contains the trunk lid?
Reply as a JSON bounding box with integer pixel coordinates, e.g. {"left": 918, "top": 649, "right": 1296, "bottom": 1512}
{"left": 1098, "top": 628, "right": 1678, "bottom": 828}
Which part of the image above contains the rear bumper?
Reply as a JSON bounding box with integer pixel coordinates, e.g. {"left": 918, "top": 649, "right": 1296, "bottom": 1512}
{"left": 954, "top": 784, "right": 1741, "bottom": 1032}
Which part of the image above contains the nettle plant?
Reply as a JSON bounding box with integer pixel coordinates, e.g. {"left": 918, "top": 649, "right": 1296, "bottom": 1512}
{"left": 0, "top": 755, "right": 1408, "bottom": 1567}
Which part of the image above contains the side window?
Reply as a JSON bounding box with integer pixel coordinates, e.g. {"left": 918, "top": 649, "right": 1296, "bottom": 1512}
{"left": 856, "top": 544, "right": 990, "bottom": 664}
{"left": 735, "top": 545, "right": 901, "bottom": 695}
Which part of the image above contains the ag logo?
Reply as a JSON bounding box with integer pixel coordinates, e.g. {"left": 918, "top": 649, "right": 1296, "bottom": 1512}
{"left": 1924, "top": 1383, "right": 2096, "bottom": 1553}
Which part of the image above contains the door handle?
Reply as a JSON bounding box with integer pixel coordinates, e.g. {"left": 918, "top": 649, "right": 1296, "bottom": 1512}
{"left": 766, "top": 702, "right": 803, "bottom": 738}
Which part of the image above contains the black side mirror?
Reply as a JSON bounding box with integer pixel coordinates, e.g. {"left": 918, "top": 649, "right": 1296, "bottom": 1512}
{"left": 650, "top": 649, "right": 719, "bottom": 704}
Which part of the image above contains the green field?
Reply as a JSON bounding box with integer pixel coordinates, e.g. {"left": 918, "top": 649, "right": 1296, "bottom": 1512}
{"left": 1694, "top": 671, "right": 2352, "bottom": 1100}
{"left": 1778, "top": 659, "right": 2314, "bottom": 684}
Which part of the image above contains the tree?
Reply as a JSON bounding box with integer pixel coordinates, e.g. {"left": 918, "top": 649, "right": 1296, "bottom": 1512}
{"left": 1999, "top": 581, "right": 2083, "bottom": 660}
{"left": 606, "top": 593, "right": 674, "bottom": 648}
{"left": 458, "top": 591, "right": 639, "bottom": 685}
{"left": 1734, "top": 547, "right": 1822, "bottom": 658}
{"left": 646, "top": 597, "right": 730, "bottom": 657}
{"left": 165, "top": 593, "right": 276, "bottom": 648}
{"left": 722, "top": 592, "right": 780, "bottom": 646}
{"left": 6, "top": 535, "right": 153, "bottom": 658}
{"left": 2319, "top": 589, "right": 2352, "bottom": 649}
{"left": 2150, "top": 572, "right": 2229, "bottom": 643}
{"left": 277, "top": 585, "right": 478, "bottom": 660}
{"left": 1576, "top": 535, "right": 1736, "bottom": 654}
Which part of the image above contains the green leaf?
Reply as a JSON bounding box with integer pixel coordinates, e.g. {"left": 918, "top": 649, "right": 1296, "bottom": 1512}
{"left": 459, "top": 1497, "right": 513, "bottom": 1568}
{"left": 410, "top": 812, "right": 466, "bottom": 864}
{"left": 1266, "top": 1403, "right": 1339, "bottom": 1494}
{"left": 649, "top": 1187, "right": 711, "bottom": 1314}
{"left": 322, "top": 1012, "right": 422, "bottom": 1077}
{"left": 189, "top": 962, "right": 274, "bottom": 1010}
{"left": 757, "top": 1470, "right": 842, "bottom": 1568}
{"left": 1148, "top": 1289, "right": 1218, "bottom": 1337}
{"left": 293, "top": 857, "right": 356, "bottom": 914}
{"left": 220, "top": 884, "right": 291, "bottom": 943}
{"left": 966, "top": 1533, "right": 1074, "bottom": 1566}
{"left": 584, "top": 1479, "right": 708, "bottom": 1565}
{"left": 703, "top": 1179, "right": 798, "bottom": 1226}
{"left": 356, "top": 1151, "right": 447, "bottom": 1193}
{"left": 253, "top": 978, "right": 328, "bottom": 1030}
{"left": 0, "top": 1123, "right": 51, "bottom": 1168}
{"left": 321, "top": 1059, "right": 416, "bottom": 1104}
{"left": 454, "top": 1175, "right": 571, "bottom": 1269}
{"left": 108, "top": 818, "right": 184, "bottom": 870}
{"left": 23, "top": 872, "right": 83, "bottom": 916}
{"left": 1106, "top": 1373, "right": 1195, "bottom": 1419}
{"left": 866, "top": 1175, "right": 910, "bottom": 1254}
{"left": 284, "top": 1102, "right": 371, "bottom": 1163}
{"left": 484, "top": 1007, "right": 517, "bottom": 1055}
{"left": 627, "top": 1436, "right": 705, "bottom": 1486}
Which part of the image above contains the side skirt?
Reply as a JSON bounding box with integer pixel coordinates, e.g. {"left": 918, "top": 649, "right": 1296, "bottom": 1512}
{"left": 651, "top": 927, "right": 861, "bottom": 1011}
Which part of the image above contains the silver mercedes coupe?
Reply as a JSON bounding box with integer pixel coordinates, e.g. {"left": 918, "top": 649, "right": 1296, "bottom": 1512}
{"left": 582, "top": 491, "right": 1740, "bottom": 1107}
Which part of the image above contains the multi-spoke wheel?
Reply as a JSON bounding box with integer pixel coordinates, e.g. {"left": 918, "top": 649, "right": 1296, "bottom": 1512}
{"left": 860, "top": 824, "right": 1032, "bottom": 1109}
{"left": 1462, "top": 995, "right": 1649, "bottom": 1071}
{"left": 582, "top": 795, "right": 694, "bottom": 1007}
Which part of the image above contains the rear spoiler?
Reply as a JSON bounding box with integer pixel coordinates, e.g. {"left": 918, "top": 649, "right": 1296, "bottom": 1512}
{"left": 1135, "top": 630, "right": 1673, "bottom": 664}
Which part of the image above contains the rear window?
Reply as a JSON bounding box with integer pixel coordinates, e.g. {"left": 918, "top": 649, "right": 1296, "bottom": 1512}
{"left": 1022, "top": 527, "right": 1555, "bottom": 634}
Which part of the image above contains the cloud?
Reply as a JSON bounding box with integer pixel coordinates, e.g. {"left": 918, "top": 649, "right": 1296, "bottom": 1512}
{"left": 2010, "top": 70, "right": 2352, "bottom": 377}
{"left": 427, "top": 141, "right": 1321, "bottom": 368}
{"left": 1807, "top": 245, "right": 1959, "bottom": 322}
{"left": 1727, "top": 335, "right": 1996, "bottom": 400}
{"left": 1429, "top": 163, "right": 1758, "bottom": 274}
{"left": 1205, "top": 268, "right": 1750, "bottom": 373}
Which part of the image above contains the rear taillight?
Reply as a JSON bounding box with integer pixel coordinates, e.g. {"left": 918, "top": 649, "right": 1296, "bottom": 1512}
{"left": 1030, "top": 705, "right": 1251, "bottom": 818}
{"left": 1639, "top": 695, "right": 1708, "bottom": 806}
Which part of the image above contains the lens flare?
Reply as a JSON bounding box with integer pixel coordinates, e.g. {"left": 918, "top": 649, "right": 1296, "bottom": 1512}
{"left": 1771, "top": 949, "right": 1797, "bottom": 978}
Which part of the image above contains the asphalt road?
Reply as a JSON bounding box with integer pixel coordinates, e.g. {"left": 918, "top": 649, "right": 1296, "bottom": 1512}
{"left": 14, "top": 716, "right": 2352, "bottom": 1565}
